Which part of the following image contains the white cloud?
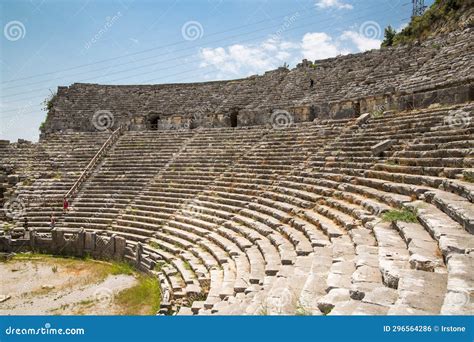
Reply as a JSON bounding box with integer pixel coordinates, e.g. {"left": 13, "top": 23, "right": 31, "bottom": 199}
{"left": 199, "top": 38, "right": 299, "bottom": 77}
{"left": 199, "top": 29, "right": 382, "bottom": 78}
{"left": 340, "top": 31, "right": 381, "bottom": 51}
{"left": 315, "top": 0, "right": 353, "bottom": 10}
{"left": 301, "top": 32, "right": 346, "bottom": 60}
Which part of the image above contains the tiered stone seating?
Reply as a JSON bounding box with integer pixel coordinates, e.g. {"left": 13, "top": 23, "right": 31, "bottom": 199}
{"left": 151, "top": 120, "right": 353, "bottom": 313}
{"left": 112, "top": 128, "right": 266, "bottom": 306}
{"left": 302, "top": 103, "right": 473, "bottom": 314}
{"left": 3, "top": 133, "right": 110, "bottom": 230}
{"left": 5, "top": 103, "right": 473, "bottom": 315}
{"left": 62, "top": 131, "right": 195, "bottom": 232}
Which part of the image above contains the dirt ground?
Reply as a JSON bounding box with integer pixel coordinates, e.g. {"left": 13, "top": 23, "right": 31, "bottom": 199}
{"left": 0, "top": 256, "right": 139, "bottom": 315}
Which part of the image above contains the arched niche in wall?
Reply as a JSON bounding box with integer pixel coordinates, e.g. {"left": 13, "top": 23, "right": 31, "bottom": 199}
{"left": 229, "top": 108, "right": 239, "bottom": 128}
{"left": 146, "top": 112, "right": 161, "bottom": 130}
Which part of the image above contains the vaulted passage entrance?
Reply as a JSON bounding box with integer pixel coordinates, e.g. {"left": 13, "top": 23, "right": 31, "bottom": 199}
{"left": 148, "top": 114, "right": 160, "bottom": 130}
{"left": 230, "top": 110, "right": 238, "bottom": 128}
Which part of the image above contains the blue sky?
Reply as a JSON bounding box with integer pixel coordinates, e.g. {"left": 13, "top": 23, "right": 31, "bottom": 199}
{"left": 0, "top": 0, "right": 434, "bottom": 142}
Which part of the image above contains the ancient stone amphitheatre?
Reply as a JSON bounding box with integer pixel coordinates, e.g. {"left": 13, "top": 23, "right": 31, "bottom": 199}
{"left": 1, "top": 3, "right": 473, "bottom": 316}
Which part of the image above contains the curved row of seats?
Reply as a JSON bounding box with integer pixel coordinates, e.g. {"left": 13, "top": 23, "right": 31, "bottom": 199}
{"left": 2, "top": 132, "right": 110, "bottom": 230}
{"left": 6, "top": 104, "right": 473, "bottom": 315}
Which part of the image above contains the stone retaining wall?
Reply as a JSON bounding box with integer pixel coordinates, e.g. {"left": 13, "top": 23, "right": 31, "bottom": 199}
{"left": 43, "top": 28, "right": 474, "bottom": 133}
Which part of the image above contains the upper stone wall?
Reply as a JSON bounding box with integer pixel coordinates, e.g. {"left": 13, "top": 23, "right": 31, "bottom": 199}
{"left": 44, "top": 28, "right": 474, "bottom": 134}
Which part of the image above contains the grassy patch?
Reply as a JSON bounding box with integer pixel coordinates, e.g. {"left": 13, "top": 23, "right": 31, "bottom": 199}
{"left": 9, "top": 253, "right": 54, "bottom": 261}
{"left": 2, "top": 223, "right": 14, "bottom": 233}
{"left": 77, "top": 299, "right": 94, "bottom": 307}
{"left": 382, "top": 207, "right": 418, "bottom": 223}
{"left": 371, "top": 109, "right": 384, "bottom": 118}
{"left": 115, "top": 275, "right": 161, "bottom": 315}
{"left": 463, "top": 172, "right": 474, "bottom": 183}
{"left": 148, "top": 241, "right": 160, "bottom": 250}
{"left": 7, "top": 253, "right": 134, "bottom": 279}
{"left": 258, "top": 305, "right": 268, "bottom": 316}
{"left": 295, "top": 302, "right": 312, "bottom": 316}
{"left": 109, "top": 262, "right": 134, "bottom": 276}
{"left": 183, "top": 260, "right": 192, "bottom": 271}
{"left": 385, "top": 159, "right": 398, "bottom": 165}
{"left": 154, "top": 261, "right": 165, "bottom": 272}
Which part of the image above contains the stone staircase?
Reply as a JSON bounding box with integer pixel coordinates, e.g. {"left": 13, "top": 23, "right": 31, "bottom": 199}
{"left": 2, "top": 132, "right": 111, "bottom": 230}
{"left": 4, "top": 103, "right": 473, "bottom": 316}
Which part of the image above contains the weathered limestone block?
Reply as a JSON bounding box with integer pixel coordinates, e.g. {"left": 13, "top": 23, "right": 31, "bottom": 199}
{"left": 371, "top": 139, "right": 396, "bottom": 156}
{"left": 373, "top": 222, "right": 410, "bottom": 289}
{"left": 441, "top": 253, "right": 474, "bottom": 315}
{"left": 389, "top": 270, "right": 447, "bottom": 315}
{"left": 355, "top": 113, "right": 371, "bottom": 126}
{"left": 317, "top": 288, "right": 351, "bottom": 313}
{"left": 393, "top": 221, "right": 445, "bottom": 272}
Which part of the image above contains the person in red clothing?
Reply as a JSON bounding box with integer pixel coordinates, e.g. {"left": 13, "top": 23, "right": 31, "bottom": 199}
{"left": 63, "top": 196, "right": 69, "bottom": 213}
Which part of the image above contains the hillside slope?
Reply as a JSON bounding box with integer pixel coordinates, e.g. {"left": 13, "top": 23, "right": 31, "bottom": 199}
{"left": 392, "top": 0, "right": 474, "bottom": 46}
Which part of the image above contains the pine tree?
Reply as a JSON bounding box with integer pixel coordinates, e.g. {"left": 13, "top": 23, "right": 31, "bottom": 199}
{"left": 381, "top": 26, "right": 397, "bottom": 47}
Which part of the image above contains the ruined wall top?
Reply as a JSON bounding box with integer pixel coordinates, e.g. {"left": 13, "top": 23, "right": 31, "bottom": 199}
{"left": 44, "top": 28, "right": 474, "bottom": 133}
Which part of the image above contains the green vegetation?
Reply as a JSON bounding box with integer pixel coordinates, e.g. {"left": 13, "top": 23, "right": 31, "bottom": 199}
{"left": 258, "top": 305, "right": 269, "bottom": 315}
{"left": 43, "top": 91, "right": 57, "bottom": 112}
{"left": 149, "top": 241, "right": 161, "bottom": 250}
{"left": 295, "top": 302, "right": 312, "bottom": 316}
{"left": 381, "top": 25, "right": 397, "bottom": 47}
{"left": 77, "top": 299, "right": 94, "bottom": 306}
{"left": 382, "top": 207, "right": 418, "bottom": 223}
{"left": 463, "top": 172, "right": 474, "bottom": 183}
{"left": 153, "top": 261, "right": 165, "bottom": 272}
{"left": 2, "top": 222, "right": 13, "bottom": 233}
{"left": 22, "top": 178, "right": 34, "bottom": 186}
{"left": 320, "top": 306, "right": 333, "bottom": 316}
{"left": 5, "top": 253, "right": 134, "bottom": 278}
{"left": 115, "top": 275, "right": 161, "bottom": 315}
{"left": 7, "top": 252, "right": 48, "bottom": 261}
{"left": 385, "top": 159, "right": 398, "bottom": 165}
{"left": 3, "top": 253, "right": 161, "bottom": 315}
{"left": 183, "top": 260, "right": 192, "bottom": 271}
{"left": 371, "top": 108, "right": 384, "bottom": 118}
{"left": 109, "top": 261, "right": 134, "bottom": 276}
{"left": 39, "top": 121, "right": 46, "bottom": 132}
{"left": 384, "top": 0, "right": 467, "bottom": 47}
